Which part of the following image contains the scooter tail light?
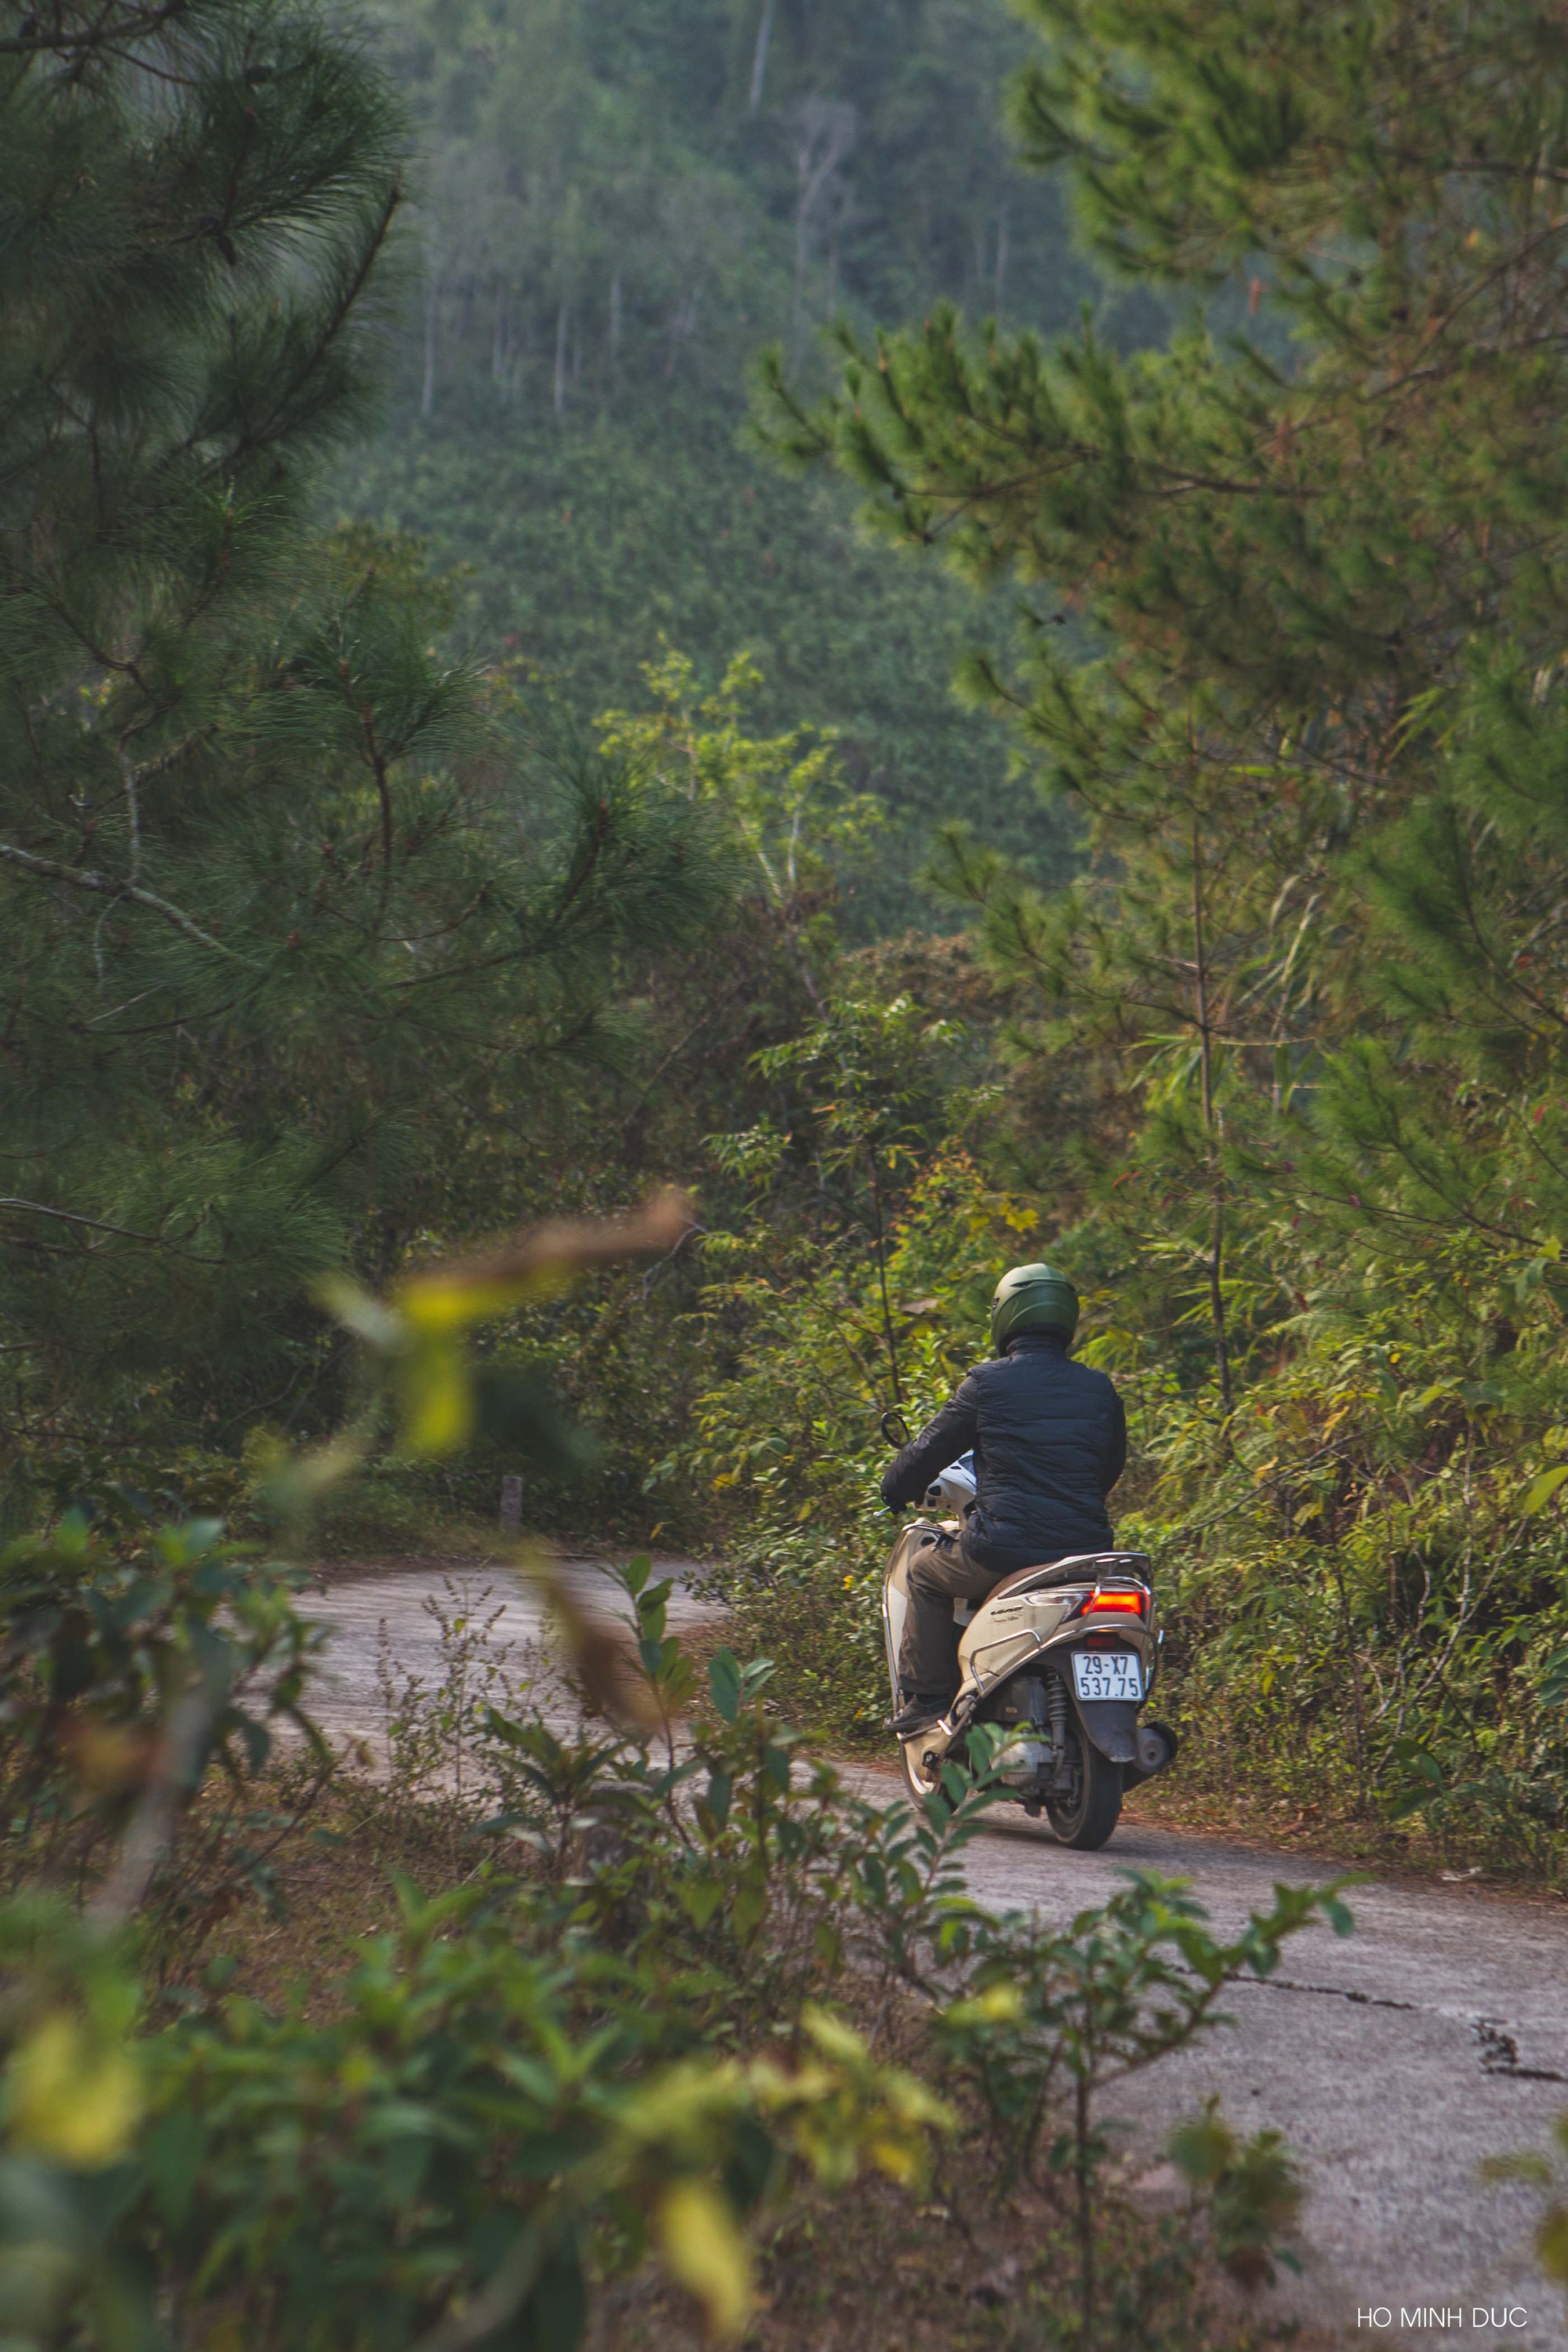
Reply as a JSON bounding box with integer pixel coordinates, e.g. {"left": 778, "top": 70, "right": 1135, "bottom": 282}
{"left": 1087, "top": 1588, "right": 1145, "bottom": 1615}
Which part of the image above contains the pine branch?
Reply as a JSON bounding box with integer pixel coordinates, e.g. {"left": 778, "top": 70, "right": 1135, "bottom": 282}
{"left": 0, "top": 840, "right": 257, "bottom": 962}
{"left": 214, "top": 179, "right": 403, "bottom": 470}
{"left": 0, "top": 0, "right": 189, "bottom": 53}
{"left": 0, "top": 1198, "right": 221, "bottom": 1258}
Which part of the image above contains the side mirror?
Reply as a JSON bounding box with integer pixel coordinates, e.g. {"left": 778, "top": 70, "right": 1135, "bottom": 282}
{"left": 880, "top": 1409, "right": 910, "bottom": 1450}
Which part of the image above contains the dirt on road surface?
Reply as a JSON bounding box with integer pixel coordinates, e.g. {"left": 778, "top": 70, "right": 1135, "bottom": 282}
{"left": 304, "top": 1557, "right": 1568, "bottom": 2352}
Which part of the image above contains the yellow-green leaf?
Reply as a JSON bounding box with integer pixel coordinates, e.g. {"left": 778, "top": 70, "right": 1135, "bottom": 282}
{"left": 397, "top": 1265, "right": 571, "bottom": 1334}
{"left": 802, "top": 2005, "right": 865, "bottom": 2064}
{"left": 943, "top": 1982, "right": 1023, "bottom": 2029}
{"left": 867, "top": 2132, "right": 924, "bottom": 2187}
{"left": 657, "top": 2178, "right": 753, "bottom": 2339}
{"left": 1523, "top": 1465, "right": 1568, "bottom": 1515}
{"left": 677, "top": 1877, "right": 725, "bottom": 1930}
{"left": 9, "top": 2013, "right": 141, "bottom": 2169}
{"left": 730, "top": 1881, "right": 764, "bottom": 1940}
{"left": 1537, "top": 2204, "right": 1568, "bottom": 2284}
{"left": 398, "top": 1338, "right": 474, "bottom": 1456}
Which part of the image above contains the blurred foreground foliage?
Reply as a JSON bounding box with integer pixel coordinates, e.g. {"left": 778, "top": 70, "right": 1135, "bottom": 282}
{"left": 0, "top": 1521, "right": 1341, "bottom": 2352}
{"left": 0, "top": 1172, "right": 1334, "bottom": 2347}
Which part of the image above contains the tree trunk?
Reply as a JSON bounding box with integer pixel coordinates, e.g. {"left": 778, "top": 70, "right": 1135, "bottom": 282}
{"left": 792, "top": 104, "right": 855, "bottom": 357}
{"left": 1330, "top": 1549, "right": 1370, "bottom": 1811}
{"left": 748, "top": 0, "right": 775, "bottom": 112}
{"left": 553, "top": 299, "right": 568, "bottom": 422}
{"left": 1192, "top": 818, "right": 1232, "bottom": 1410}
{"left": 609, "top": 267, "right": 622, "bottom": 362}
{"left": 994, "top": 206, "right": 1010, "bottom": 312}
{"left": 867, "top": 1147, "right": 902, "bottom": 1405}
{"left": 664, "top": 286, "right": 699, "bottom": 379}
{"left": 421, "top": 269, "right": 440, "bottom": 417}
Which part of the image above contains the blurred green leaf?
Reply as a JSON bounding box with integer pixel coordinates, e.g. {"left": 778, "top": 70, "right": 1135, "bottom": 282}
{"left": 1522, "top": 1465, "right": 1568, "bottom": 1515}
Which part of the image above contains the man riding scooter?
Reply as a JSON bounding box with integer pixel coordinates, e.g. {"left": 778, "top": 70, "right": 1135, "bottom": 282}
{"left": 884, "top": 1262, "right": 1127, "bottom": 1737}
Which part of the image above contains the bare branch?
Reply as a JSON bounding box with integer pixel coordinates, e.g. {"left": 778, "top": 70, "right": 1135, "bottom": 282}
{"left": 0, "top": 838, "right": 256, "bottom": 961}
{"left": 0, "top": 1196, "right": 223, "bottom": 1258}
{"left": 398, "top": 1187, "right": 697, "bottom": 1306}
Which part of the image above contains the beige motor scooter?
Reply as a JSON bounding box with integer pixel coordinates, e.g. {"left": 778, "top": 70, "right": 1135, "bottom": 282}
{"left": 878, "top": 1414, "right": 1178, "bottom": 1848}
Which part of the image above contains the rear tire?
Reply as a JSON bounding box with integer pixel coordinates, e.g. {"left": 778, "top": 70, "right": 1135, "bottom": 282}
{"left": 1045, "top": 1733, "right": 1123, "bottom": 1849}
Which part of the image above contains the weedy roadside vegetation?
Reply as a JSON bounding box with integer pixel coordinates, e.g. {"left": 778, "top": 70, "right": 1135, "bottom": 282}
{"left": 0, "top": 1508, "right": 1352, "bottom": 2352}
{"left": 674, "top": 1144, "right": 1568, "bottom": 1892}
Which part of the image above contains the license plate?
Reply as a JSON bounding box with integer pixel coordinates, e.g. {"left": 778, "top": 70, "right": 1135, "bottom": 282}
{"left": 1071, "top": 1649, "right": 1143, "bottom": 1703}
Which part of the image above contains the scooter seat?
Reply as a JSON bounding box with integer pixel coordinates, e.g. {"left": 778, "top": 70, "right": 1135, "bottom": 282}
{"left": 985, "top": 1550, "right": 1152, "bottom": 1605}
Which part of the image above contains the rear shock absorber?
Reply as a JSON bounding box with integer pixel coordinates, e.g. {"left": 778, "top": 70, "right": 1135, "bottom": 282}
{"left": 1046, "top": 1674, "right": 1069, "bottom": 1784}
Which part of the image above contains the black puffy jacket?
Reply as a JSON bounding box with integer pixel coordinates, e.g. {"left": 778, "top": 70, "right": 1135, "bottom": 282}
{"left": 880, "top": 1332, "right": 1127, "bottom": 1574}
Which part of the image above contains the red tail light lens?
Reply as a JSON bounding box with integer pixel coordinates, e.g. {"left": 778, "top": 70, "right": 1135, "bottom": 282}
{"left": 1087, "top": 1588, "right": 1145, "bottom": 1615}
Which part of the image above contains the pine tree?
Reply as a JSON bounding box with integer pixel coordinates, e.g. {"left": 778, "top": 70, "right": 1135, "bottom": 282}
{"left": 765, "top": 0, "right": 1568, "bottom": 1374}
{"left": 0, "top": 0, "right": 728, "bottom": 1486}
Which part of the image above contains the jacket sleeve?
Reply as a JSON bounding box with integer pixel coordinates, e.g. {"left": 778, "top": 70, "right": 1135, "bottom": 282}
{"left": 1102, "top": 1388, "right": 1127, "bottom": 1496}
{"left": 880, "top": 1380, "right": 982, "bottom": 1510}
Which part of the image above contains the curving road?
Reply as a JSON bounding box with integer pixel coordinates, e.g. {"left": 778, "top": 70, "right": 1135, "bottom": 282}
{"left": 303, "top": 1556, "right": 1568, "bottom": 2352}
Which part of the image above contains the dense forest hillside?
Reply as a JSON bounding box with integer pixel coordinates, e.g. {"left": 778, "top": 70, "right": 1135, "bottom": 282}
{"left": 333, "top": 0, "right": 1160, "bottom": 919}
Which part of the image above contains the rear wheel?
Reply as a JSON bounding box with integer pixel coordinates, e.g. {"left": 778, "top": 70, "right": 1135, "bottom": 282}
{"left": 1045, "top": 1733, "right": 1123, "bottom": 1849}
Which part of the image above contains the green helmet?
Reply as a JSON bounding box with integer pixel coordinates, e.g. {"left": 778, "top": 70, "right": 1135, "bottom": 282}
{"left": 989, "top": 1261, "right": 1080, "bottom": 1354}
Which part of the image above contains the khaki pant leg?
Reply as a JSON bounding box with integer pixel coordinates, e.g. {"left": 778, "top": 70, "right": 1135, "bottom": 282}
{"left": 898, "top": 1540, "right": 1001, "bottom": 1700}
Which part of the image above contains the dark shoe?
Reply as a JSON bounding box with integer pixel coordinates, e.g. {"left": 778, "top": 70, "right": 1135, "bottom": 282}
{"left": 889, "top": 1696, "right": 947, "bottom": 1737}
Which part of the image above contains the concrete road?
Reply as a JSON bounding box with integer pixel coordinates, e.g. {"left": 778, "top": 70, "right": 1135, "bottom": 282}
{"left": 303, "top": 1558, "right": 1568, "bottom": 2352}
{"left": 956, "top": 1809, "right": 1568, "bottom": 2350}
{"left": 300, "top": 1552, "right": 715, "bottom": 1753}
